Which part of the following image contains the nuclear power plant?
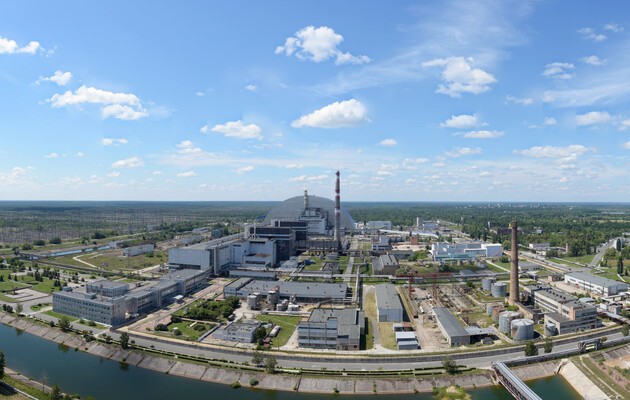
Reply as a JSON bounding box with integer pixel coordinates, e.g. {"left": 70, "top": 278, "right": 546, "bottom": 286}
{"left": 509, "top": 220, "right": 519, "bottom": 305}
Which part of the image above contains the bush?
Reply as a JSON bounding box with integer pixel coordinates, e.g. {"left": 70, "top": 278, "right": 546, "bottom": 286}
{"left": 173, "top": 329, "right": 182, "bottom": 336}
{"left": 49, "top": 237, "right": 62, "bottom": 245}
{"left": 230, "top": 381, "right": 241, "bottom": 389}
{"left": 249, "top": 378, "right": 259, "bottom": 387}
{"left": 33, "top": 240, "right": 46, "bottom": 247}
{"left": 154, "top": 324, "right": 168, "bottom": 331}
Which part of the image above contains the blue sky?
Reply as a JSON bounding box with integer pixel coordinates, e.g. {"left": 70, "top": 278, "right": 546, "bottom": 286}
{"left": 1, "top": 0, "right": 630, "bottom": 202}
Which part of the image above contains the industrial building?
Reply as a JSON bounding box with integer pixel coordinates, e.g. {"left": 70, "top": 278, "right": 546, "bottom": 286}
{"left": 430, "top": 242, "right": 503, "bottom": 261}
{"left": 372, "top": 254, "right": 399, "bottom": 275}
{"left": 375, "top": 284, "right": 404, "bottom": 322}
{"left": 123, "top": 244, "right": 155, "bottom": 257}
{"left": 433, "top": 307, "right": 470, "bottom": 346}
{"left": 211, "top": 319, "right": 263, "bottom": 343}
{"left": 297, "top": 308, "right": 365, "bottom": 350}
{"left": 525, "top": 284, "right": 600, "bottom": 335}
{"left": 372, "top": 236, "right": 390, "bottom": 252}
{"left": 167, "top": 234, "right": 242, "bottom": 274}
{"left": 53, "top": 269, "right": 208, "bottom": 326}
{"left": 393, "top": 324, "right": 419, "bottom": 350}
{"left": 223, "top": 278, "right": 349, "bottom": 302}
{"left": 564, "top": 271, "right": 629, "bottom": 296}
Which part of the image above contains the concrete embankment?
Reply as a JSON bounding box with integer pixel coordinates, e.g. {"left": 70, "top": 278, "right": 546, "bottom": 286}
{"left": 2, "top": 313, "right": 619, "bottom": 395}
{"left": 558, "top": 361, "right": 609, "bottom": 400}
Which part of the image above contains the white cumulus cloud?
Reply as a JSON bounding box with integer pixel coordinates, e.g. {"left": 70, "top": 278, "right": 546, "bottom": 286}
{"left": 575, "top": 111, "right": 612, "bottom": 126}
{"left": 461, "top": 130, "right": 504, "bottom": 139}
{"left": 516, "top": 144, "right": 588, "bottom": 158}
{"left": 38, "top": 70, "right": 73, "bottom": 86}
{"left": 288, "top": 174, "right": 328, "bottom": 182}
{"left": 234, "top": 166, "right": 255, "bottom": 174}
{"left": 578, "top": 27, "right": 607, "bottom": 42}
{"left": 544, "top": 117, "right": 558, "bottom": 126}
{"left": 206, "top": 120, "right": 262, "bottom": 139}
{"left": 244, "top": 84, "right": 257, "bottom": 92}
{"left": 112, "top": 156, "right": 144, "bottom": 168}
{"left": 101, "top": 138, "right": 128, "bottom": 146}
{"left": 379, "top": 138, "right": 397, "bottom": 146}
{"left": 422, "top": 57, "right": 496, "bottom": 97}
{"left": 603, "top": 23, "right": 624, "bottom": 33}
{"left": 275, "top": 26, "right": 370, "bottom": 65}
{"left": 623, "top": 141, "right": 630, "bottom": 150}
{"left": 0, "top": 36, "right": 40, "bottom": 54}
{"left": 44, "top": 153, "right": 58, "bottom": 159}
{"left": 176, "top": 140, "right": 202, "bottom": 154}
{"left": 440, "top": 114, "right": 482, "bottom": 129}
{"left": 445, "top": 147, "right": 482, "bottom": 157}
{"left": 101, "top": 104, "right": 148, "bottom": 120}
{"left": 177, "top": 171, "right": 197, "bottom": 178}
{"left": 106, "top": 171, "right": 120, "bottom": 178}
{"left": 506, "top": 95, "right": 534, "bottom": 105}
{"left": 581, "top": 55, "right": 606, "bottom": 66}
{"left": 291, "top": 99, "right": 368, "bottom": 129}
{"left": 542, "top": 62, "right": 575, "bottom": 79}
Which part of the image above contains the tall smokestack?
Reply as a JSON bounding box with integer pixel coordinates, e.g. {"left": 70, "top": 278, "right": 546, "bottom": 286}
{"left": 334, "top": 170, "right": 341, "bottom": 251}
{"left": 304, "top": 190, "right": 309, "bottom": 210}
{"left": 509, "top": 221, "right": 519, "bottom": 305}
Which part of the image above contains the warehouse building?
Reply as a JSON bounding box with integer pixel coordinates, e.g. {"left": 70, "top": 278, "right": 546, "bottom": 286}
{"left": 433, "top": 307, "right": 470, "bottom": 346}
{"left": 375, "top": 284, "right": 404, "bottom": 322}
{"left": 297, "top": 308, "right": 364, "bottom": 350}
{"left": 564, "top": 272, "right": 629, "bottom": 297}
{"left": 372, "top": 254, "right": 399, "bottom": 275}
{"left": 211, "top": 319, "right": 263, "bottom": 343}
{"left": 223, "top": 278, "right": 348, "bottom": 302}
{"left": 430, "top": 242, "right": 503, "bottom": 261}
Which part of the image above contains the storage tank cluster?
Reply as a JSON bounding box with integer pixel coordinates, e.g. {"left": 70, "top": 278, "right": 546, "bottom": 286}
{"left": 268, "top": 290, "right": 279, "bottom": 305}
{"left": 491, "top": 282, "right": 508, "bottom": 298}
{"left": 275, "top": 299, "right": 289, "bottom": 311}
{"left": 486, "top": 303, "right": 500, "bottom": 316}
{"left": 498, "top": 311, "right": 521, "bottom": 333}
{"left": 511, "top": 318, "right": 535, "bottom": 341}
{"left": 491, "top": 306, "right": 505, "bottom": 322}
{"left": 288, "top": 303, "right": 300, "bottom": 312}
{"left": 482, "top": 277, "right": 497, "bottom": 291}
{"left": 247, "top": 293, "right": 261, "bottom": 310}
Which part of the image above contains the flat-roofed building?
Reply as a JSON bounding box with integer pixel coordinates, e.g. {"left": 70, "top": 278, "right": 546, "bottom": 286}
{"left": 430, "top": 242, "right": 503, "bottom": 261}
{"left": 297, "top": 308, "right": 364, "bottom": 350}
{"left": 86, "top": 280, "right": 129, "bottom": 298}
{"left": 433, "top": 307, "right": 470, "bottom": 346}
{"left": 375, "top": 284, "right": 403, "bottom": 322}
{"left": 395, "top": 331, "right": 419, "bottom": 350}
{"left": 564, "top": 271, "right": 629, "bottom": 296}
{"left": 53, "top": 288, "right": 127, "bottom": 326}
{"left": 224, "top": 279, "right": 348, "bottom": 302}
{"left": 373, "top": 254, "right": 399, "bottom": 275}
{"left": 211, "top": 319, "right": 262, "bottom": 343}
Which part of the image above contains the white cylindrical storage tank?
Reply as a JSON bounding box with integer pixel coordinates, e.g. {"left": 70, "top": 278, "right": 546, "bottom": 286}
{"left": 482, "top": 278, "right": 496, "bottom": 291}
{"left": 268, "top": 290, "right": 279, "bottom": 305}
{"left": 498, "top": 311, "right": 521, "bottom": 333}
{"left": 511, "top": 318, "right": 535, "bottom": 341}
{"left": 247, "top": 294, "right": 258, "bottom": 310}
{"left": 491, "top": 282, "right": 507, "bottom": 298}
{"left": 544, "top": 323, "right": 557, "bottom": 337}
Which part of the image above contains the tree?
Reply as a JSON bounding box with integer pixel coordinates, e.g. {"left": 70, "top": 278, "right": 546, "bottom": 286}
{"left": 120, "top": 332, "right": 130, "bottom": 349}
{"left": 524, "top": 341, "right": 538, "bottom": 357}
{"left": 49, "top": 237, "right": 62, "bottom": 245}
{"left": 254, "top": 326, "right": 267, "bottom": 344}
{"left": 622, "top": 324, "right": 629, "bottom": 337}
{"left": 264, "top": 355, "right": 277, "bottom": 373}
{"left": 442, "top": 356, "right": 458, "bottom": 374}
{"left": 617, "top": 257, "right": 624, "bottom": 275}
{"left": 0, "top": 351, "right": 5, "bottom": 379}
{"left": 58, "top": 316, "right": 72, "bottom": 332}
{"left": 543, "top": 337, "right": 553, "bottom": 354}
{"left": 251, "top": 350, "right": 264, "bottom": 366}
{"left": 16, "top": 303, "right": 23, "bottom": 315}
{"left": 49, "top": 385, "right": 63, "bottom": 400}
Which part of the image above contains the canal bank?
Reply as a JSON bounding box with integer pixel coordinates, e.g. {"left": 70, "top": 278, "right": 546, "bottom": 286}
{"left": 0, "top": 321, "right": 584, "bottom": 399}
{"left": 0, "top": 313, "right": 587, "bottom": 397}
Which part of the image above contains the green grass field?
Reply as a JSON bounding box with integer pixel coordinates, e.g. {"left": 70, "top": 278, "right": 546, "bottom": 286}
{"left": 167, "top": 321, "right": 213, "bottom": 340}
{"left": 43, "top": 310, "right": 77, "bottom": 321}
{"left": 256, "top": 314, "right": 301, "bottom": 347}
{"left": 54, "top": 249, "right": 166, "bottom": 272}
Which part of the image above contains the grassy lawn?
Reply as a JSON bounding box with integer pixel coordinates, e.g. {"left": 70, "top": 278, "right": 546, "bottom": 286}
{"left": 2, "top": 375, "right": 49, "bottom": 400}
{"left": 77, "top": 319, "right": 109, "bottom": 330}
{"left": 364, "top": 317, "right": 374, "bottom": 350}
{"left": 577, "top": 356, "right": 630, "bottom": 399}
{"left": 30, "top": 278, "right": 60, "bottom": 294}
{"left": 378, "top": 322, "right": 397, "bottom": 350}
{"left": 256, "top": 314, "right": 301, "bottom": 347}
{"left": 29, "top": 302, "right": 51, "bottom": 311}
{"left": 43, "top": 310, "right": 77, "bottom": 321}
{"left": 0, "top": 280, "right": 28, "bottom": 292}
{"left": 168, "top": 321, "right": 213, "bottom": 340}
{"left": 0, "top": 294, "right": 19, "bottom": 303}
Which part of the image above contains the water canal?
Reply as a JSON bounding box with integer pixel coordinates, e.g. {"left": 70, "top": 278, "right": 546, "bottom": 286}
{"left": 0, "top": 323, "right": 580, "bottom": 399}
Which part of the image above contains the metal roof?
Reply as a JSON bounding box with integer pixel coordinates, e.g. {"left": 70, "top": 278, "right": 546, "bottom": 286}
{"left": 262, "top": 194, "right": 355, "bottom": 230}
{"left": 375, "top": 284, "right": 403, "bottom": 311}
{"left": 566, "top": 271, "right": 629, "bottom": 289}
{"left": 241, "top": 280, "right": 348, "bottom": 299}
{"left": 433, "top": 307, "right": 470, "bottom": 338}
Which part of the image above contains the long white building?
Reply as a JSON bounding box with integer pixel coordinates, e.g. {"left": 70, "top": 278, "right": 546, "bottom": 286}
{"left": 431, "top": 242, "right": 503, "bottom": 261}
{"left": 564, "top": 272, "right": 629, "bottom": 297}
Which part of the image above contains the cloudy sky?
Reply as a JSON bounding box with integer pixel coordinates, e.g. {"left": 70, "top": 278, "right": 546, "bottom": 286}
{"left": 1, "top": 1, "right": 630, "bottom": 202}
